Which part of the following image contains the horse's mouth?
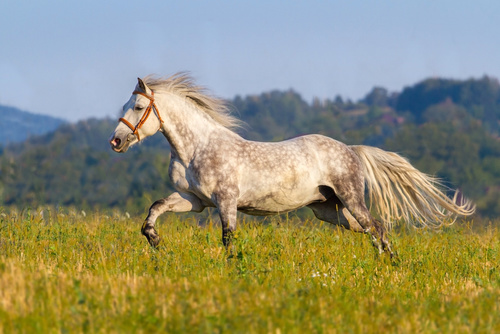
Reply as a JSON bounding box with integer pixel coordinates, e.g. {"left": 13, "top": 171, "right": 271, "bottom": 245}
{"left": 111, "top": 145, "right": 128, "bottom": 153}
{"left": 110, "top": 133, "right": 139, "bottom": 153}
{"left": 110, "top": 136, "right": 129, "bottom": 153}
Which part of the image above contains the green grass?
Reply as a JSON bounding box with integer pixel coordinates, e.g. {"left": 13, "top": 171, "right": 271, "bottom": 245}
{"left": 0, "top": 207, "right": 499, "bottom": 333}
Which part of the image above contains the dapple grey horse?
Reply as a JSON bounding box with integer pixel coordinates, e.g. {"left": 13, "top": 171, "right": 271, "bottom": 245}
{"left": 109, "top": 73, "right": 474, "bottom": 256}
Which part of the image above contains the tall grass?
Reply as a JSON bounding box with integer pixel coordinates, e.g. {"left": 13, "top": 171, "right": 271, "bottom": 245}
{"left": 0, "top": 207, "right": 498, "bottom": 333}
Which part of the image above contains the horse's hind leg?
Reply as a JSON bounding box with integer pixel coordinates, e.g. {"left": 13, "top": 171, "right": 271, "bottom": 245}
{"left": 333, "top": 182, "right": 393, "bottom": 256}
{"left": 349, "top": 202, "right": 393, "bottom": 256}
{"left": 142, "top": 192, "right": 204, "bottom": 248}
{"left": 309, "top": 197, "right": 392, "bottom": 256}
{"left": 355, "top": 208, "right": 393, "bottom": 256}
{"left": 308, "top": 196, "right": 364, "bottom": 232}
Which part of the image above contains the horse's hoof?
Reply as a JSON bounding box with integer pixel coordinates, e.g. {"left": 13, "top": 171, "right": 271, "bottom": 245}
{"left": 146, "top": 232, "right": 161, "bottom": 248}
{"left": 149, "top": 236, "right": 161, "bottom": 249}
{"left": 142, "top": 226, "right": 161, "bottom": 249}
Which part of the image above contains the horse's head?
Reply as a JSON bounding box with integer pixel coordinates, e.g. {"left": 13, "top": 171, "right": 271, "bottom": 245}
{"left": 109, "top": 78, "right": 164, "bottom": 153}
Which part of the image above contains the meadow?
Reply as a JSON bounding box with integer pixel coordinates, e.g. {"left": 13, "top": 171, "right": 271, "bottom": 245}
{"left": 0, "top": 207, "right": 498, "bottom": 333}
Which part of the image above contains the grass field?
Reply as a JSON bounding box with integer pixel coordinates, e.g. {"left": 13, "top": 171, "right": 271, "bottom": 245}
{"left": 0, "top": 207, "right": 499, "bottom": 333}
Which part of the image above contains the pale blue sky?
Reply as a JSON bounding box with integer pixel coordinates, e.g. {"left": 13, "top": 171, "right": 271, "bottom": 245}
{"left": 1, "top": 0, "right": 499, "bottom": 121}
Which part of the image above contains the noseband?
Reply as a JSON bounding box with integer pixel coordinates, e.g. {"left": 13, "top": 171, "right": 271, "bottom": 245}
{"left": 119, "top": 90, "right": 164, "bottom": 141}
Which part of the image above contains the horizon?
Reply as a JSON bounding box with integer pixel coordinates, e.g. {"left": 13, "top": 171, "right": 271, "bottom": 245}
{"left": 1, "top": 73, "right": 498, "bottom": 123}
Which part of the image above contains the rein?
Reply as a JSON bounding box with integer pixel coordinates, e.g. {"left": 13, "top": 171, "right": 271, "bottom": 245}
{"left": 119, "top": 90, "right": 164, "bottom": 141}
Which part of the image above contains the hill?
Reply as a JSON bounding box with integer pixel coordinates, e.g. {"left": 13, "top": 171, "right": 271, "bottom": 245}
{"left": 1, "top": 76, "right": 500, "bottom": 218}
{"left": 0, "top": 105, "right": 65, "bottom": 144}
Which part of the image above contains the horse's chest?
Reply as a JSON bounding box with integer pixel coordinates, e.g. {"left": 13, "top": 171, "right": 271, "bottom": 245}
{"left": 168, "top": 159, "right": 220, "bottom": 197}
{"left": 168, "top": 160, "right": 190, "bottom": 191}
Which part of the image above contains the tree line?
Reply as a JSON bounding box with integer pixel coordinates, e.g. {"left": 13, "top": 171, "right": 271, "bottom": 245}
{"left": 1, "top": 76, "right": 500, "bottom": 218}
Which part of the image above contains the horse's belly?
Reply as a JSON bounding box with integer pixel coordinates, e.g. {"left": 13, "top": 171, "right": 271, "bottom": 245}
{"left": 238, "top": 208, "right": 286, "bottom": 216}
{"left": 237, "top": 187, "right": 326, "bottom": 216}
{"left": 237, "top": 198, "right": 321, "bottom": 216}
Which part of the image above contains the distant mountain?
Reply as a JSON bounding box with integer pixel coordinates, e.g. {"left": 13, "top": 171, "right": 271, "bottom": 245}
{"left": 0, "top": 105, "right": 66, "bottom": 144}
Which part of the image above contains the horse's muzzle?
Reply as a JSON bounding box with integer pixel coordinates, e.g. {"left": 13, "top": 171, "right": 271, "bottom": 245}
{"left": 110, "top": 136, "right": 127, "bottom": 153}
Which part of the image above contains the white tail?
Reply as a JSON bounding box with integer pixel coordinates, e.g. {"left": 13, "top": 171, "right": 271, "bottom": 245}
{"left": 351, "top": 145, "right": 475, "bottom": 229}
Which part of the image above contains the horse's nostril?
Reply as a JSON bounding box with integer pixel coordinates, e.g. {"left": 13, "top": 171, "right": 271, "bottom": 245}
{"left": 112, "top": 137, "right": 121, "bottom": 147}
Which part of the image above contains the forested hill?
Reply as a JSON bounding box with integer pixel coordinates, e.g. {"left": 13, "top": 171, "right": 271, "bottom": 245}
{"left": 1, "top": 76, "right": 500, "bottom": 218}
{"left": 0, "top": 105, "right": 65, "bottom": 144}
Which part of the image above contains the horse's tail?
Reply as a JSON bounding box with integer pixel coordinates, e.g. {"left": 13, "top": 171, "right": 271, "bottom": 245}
{"left": 350, "top": 145, "right": 475, "bottom": 229}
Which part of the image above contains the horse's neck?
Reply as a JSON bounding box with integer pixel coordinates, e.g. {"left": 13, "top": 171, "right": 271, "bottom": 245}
{"left": 158, "top": 94, "right": 236, "bottom": 163}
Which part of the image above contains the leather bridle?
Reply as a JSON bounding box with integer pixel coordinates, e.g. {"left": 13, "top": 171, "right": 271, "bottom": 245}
{"left": 119, "top": 90, "right": 164, "bottom": 141}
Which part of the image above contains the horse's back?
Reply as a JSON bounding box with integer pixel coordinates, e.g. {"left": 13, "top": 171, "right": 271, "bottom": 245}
{"left": 253, "top": 134, "right": 359, "bottom": 178}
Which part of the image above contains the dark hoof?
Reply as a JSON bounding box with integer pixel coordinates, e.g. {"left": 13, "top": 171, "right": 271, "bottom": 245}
{"left": 222, "top": 229, "right": 234, "bottom": 248}
{"left": 142, "top": 225, "right": 161, "bottom": 249}
{"left": 147, "top": 234, "right": 161, "bottom": 249}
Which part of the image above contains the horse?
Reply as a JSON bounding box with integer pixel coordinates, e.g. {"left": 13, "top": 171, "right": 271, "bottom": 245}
{"left": 109, "top": 73, "right": 475, "bottom": 257}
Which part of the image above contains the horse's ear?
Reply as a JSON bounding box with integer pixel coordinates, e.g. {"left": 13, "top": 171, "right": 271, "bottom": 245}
{"left": 137, "top": 77, "right": 152, "bottom": 94}
{"left": 137, "top": 77, "right": 146, "bottom": 91}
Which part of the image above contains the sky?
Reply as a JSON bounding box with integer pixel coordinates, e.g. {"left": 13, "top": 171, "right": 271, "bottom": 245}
{"left": 1, "top": 0, "right": 499, "bottom": 122}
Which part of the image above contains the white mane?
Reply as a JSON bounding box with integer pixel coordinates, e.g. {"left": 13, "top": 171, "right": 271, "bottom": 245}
{"left": 143, "top": 73, "right": 242, "bottom": 130}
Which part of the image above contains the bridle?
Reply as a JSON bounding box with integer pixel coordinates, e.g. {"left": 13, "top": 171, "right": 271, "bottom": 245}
{"left": 119, "top": 90, "right": 164, "bottom": 141}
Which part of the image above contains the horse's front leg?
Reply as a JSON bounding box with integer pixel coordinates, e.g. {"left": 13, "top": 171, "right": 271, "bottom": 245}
{"left": 214, "top": 191, "right": 238, "bottom": 248}
{"left": 142, "top": 192, "right": 204, "bottom": 248}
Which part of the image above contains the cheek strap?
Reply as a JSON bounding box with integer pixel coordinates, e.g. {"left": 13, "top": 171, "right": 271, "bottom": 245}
{"left": 118, "top": 90, "right": 164, "bottom": 141}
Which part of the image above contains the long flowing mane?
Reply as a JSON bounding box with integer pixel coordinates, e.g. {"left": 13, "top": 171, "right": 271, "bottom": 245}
{"left": 143, "top": 73, "right": 242, "bottom": 130}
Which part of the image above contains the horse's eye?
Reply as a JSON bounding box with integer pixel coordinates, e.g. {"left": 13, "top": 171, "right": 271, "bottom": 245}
{"left": 135, "top": 106, "right": 144, "bottom": 111}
